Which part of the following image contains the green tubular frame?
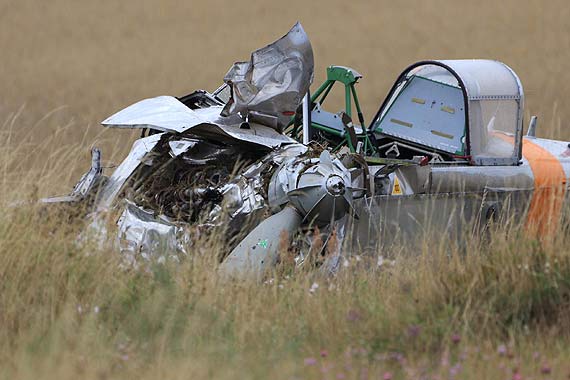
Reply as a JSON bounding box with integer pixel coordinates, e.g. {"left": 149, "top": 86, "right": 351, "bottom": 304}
{"left": 287, "top": 66, "right": 375, "bottom": 155}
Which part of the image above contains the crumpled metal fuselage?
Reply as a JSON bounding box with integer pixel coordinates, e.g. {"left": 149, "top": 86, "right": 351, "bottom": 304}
{"left": 42, "top": 23, "right": 364, "bottom": 275}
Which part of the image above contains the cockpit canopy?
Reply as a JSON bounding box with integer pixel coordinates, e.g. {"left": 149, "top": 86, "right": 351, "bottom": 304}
{"left": 372, "top": 60, "right": 524, "bottom": 165}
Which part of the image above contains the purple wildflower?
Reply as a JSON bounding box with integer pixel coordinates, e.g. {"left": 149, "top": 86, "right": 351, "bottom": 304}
{"left": 451, "top": 334, "right": 461, "bottom": 345}
{"left": 304, "top": 357, "right": 317, "bottom": 366}
{"left": 347, "top": 309, "right": 362, "bottom": 322}
{"left": 498, "top": 344, "right": 508, "bottom": 356}
{"left": 408, "top": 325, "right": 422, "bottom": 338}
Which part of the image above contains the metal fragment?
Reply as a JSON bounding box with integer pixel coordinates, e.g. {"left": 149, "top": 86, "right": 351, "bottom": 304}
{"left": 221, "top": 22, "right": 314, "bottom": 131}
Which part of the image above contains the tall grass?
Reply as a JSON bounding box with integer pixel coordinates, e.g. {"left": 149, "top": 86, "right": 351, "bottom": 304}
{"left": 2, "top": 1, "right": 570, "bottom": 378}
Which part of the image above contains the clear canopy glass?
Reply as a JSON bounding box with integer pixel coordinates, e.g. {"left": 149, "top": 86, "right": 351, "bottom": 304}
{"left": 373, "top": 60, "right": 524, "bottom": 165}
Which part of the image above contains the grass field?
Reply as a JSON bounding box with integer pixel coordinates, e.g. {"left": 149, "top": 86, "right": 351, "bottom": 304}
{"left": 2, "top": 1, "right": 570, "bottom": 379}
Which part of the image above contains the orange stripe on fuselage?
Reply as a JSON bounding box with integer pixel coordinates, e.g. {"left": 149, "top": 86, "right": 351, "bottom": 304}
{"left": 493, "top": 134, "right": 566, "bottom": 236}
{"left": 521, "top": 139, "right": 566, "bottom": 236}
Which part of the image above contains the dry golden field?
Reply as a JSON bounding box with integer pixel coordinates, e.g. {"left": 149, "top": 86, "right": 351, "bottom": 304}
{"left": 2, "top": 1, "right": 570, "bottom": 379}
{"left": 2, "top": 0, "right": 570, "bottom": 193}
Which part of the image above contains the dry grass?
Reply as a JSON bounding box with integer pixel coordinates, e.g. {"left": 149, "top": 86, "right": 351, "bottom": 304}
{"left": 2, "top": 1, "right": 570, "bottom": 379}
{"left": 2, "top": 202, "right": 570, "bottom": 379}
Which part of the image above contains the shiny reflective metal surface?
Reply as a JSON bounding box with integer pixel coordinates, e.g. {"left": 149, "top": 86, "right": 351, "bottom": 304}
{"left": 221, "top": 22, "right": 314, "bottom": 131}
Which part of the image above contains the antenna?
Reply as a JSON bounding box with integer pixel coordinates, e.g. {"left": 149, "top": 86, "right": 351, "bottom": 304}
{"left": 527, "top": 115, "right": 538, "bottom": 138}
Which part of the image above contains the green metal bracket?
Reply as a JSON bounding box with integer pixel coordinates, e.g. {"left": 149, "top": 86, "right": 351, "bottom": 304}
{"left": 325, "top": 66, "right": 362, "bottom": 86}
{"left": 287, "top": 65, "right": 376, "bottom": 155}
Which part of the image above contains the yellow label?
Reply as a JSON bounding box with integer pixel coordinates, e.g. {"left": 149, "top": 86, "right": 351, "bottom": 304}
{"left": 392, "top": 176, "right": 403, "bottom": 195}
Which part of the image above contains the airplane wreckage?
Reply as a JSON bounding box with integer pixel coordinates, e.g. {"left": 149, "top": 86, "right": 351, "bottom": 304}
{"left": 45, "top": 23, "right": 570, "bottom": 276}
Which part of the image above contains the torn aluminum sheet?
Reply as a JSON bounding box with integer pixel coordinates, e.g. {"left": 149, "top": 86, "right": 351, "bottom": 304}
{"left": 97, "top": 132, "right": 164, "bottom": 210}
{"left": 41, "top": 147, "right": 103, "bottom": 204}
{"left": 117, "top": 201, "right": 187, "bottom": 264}
{"left": 102, "top": 97, "right": 297, "bottom": 149}
{"left": 221, "top": 22, "right": 314, "bottom": 131}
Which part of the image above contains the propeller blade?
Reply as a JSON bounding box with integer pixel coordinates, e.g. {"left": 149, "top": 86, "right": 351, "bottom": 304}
{"left": 286, "top": 184, "right": 322, "bottom": 197}
{"left": 301, "top": 192, "right": 328, "bottom": 223}
{"left": 319, "top": 150, "right": 333, "bottom": 169}
{"left": 220, "top": 206, "right": 302, "bottom": 278}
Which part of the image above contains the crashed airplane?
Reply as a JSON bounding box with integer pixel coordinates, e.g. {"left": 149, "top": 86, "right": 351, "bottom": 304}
{"left": 45, "top": 23, "right": 570, "bottom": 276}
